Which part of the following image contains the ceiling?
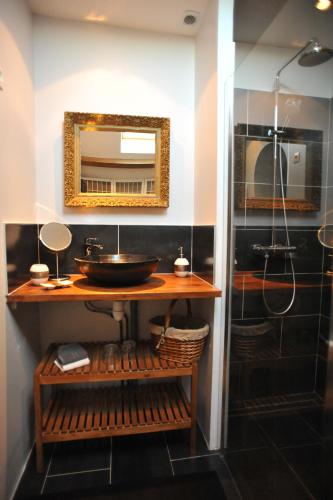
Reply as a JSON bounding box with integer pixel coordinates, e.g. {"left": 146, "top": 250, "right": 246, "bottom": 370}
{"left": 235, "top": 0, "right": 333, "bottom": 49}
{"left": 28, "top": 0, "right": 209, "bottom": 36}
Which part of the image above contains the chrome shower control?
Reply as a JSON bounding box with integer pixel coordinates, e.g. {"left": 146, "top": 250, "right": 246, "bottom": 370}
{"left": 251, "top": 244, "right": 297, "bottom": 255}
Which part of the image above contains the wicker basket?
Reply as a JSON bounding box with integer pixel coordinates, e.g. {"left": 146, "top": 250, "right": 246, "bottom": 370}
{"left": 150, "top": 299, "right": 209, "bottom": 364}
{"left": 231, "top": 319, "right": 273, "bottom": 360}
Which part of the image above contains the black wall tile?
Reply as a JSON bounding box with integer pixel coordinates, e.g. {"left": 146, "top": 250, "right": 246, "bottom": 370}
{"left": 39, "top": 224, "right": 118, "bottom": 275}
{"left": 236, "top": 356, "right": 316, "bottom": 401}
{"left": 316, "top": 356, "right": 327, "bottom": 398}
{"left": 235, "top": 228, "right": 272, "bottom": 272}
{"left": 192, "top": 226, "right": 214, "bottom": 283}
{"left": 119, "top": 225, "right": 191, "bottom": 273}
{"left": 281, "top": 315, "right": 319, "bottom": 356}
{"left": 276, "top": 229, "right": 324, "bottom": 273}
{"left": 6, "top": 224, "right": 38, "bottom": 292}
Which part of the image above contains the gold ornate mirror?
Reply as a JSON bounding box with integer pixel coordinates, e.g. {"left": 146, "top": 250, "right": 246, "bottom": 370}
{"left": 64, "top": 112, "right": 170, "bottom": 207}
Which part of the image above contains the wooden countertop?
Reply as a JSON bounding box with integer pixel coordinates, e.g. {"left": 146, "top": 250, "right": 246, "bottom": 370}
{"left": 7, "top": 273, "right": 221, "bottom": 303}
{"left": 234, "top": 271, "right": 325, "bottom": 291}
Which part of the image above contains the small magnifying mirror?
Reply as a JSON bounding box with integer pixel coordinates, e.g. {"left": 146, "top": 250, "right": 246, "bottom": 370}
{"left": 318, "top": 224, "right": 333, "bottom": 273}
{"left": 39, "top": 223, "right": 72, "bottom": 281}
{"left": 318, "top": 224, "right": 333, "bottom": 249}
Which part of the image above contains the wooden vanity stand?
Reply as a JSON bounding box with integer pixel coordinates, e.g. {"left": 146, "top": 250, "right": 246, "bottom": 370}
{"left": 7, "top": 273, "right": 221, "bottom": 473}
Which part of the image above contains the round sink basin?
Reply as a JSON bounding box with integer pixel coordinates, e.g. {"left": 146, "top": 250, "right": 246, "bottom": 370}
{"left": 75, "top": 254, "right": 160, "bottom": 285}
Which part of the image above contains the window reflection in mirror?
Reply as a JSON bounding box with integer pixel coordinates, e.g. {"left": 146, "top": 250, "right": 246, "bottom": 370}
{"left": 79, "top": 128, "right": 157, "bottom": 196}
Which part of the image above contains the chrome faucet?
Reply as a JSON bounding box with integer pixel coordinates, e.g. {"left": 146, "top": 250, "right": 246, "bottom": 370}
{"left": 84, "top": 237, "right": 104, "bottom": 256}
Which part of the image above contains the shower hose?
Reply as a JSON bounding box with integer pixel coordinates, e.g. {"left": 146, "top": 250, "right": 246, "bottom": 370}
{"left": 262, "top": 137, "right": 296, "bottom": 316}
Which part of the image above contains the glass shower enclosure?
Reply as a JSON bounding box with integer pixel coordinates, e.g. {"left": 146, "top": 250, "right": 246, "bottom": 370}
{"left": 223, "top": 2, "right": 333, "bottom": 498}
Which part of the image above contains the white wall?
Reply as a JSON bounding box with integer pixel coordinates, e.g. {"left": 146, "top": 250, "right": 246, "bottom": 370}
{"left": 236, "top": 42, "right": 333, "bottom": 98}
{"left": 0, "top": 1, "right": 40, "bottom": 499}
{"left": 192, "top": 0, "right": 218, "bottom": 444}
{"left": 194, "top": 0, "right": 218, "bottom": 225}
{"left": 33, "top": 16, "right": 195, "bottom": 225}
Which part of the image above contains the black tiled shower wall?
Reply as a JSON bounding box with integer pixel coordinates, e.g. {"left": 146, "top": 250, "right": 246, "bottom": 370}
{"left": 5, "top": 224, "right": 215, "bottom": 290}
{"left": 230, "top": 225, "right": 325, "bottom": 410}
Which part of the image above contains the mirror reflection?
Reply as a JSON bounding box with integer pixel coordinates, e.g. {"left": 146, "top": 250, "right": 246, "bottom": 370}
{"left": 235, "top": 124, "right": 322, "bottom": 211}
{"left": 79, "top": 128, "right": 157, "bottom": 196}
{"left": 245, "top": 139, "right": 307, "bottom": 200}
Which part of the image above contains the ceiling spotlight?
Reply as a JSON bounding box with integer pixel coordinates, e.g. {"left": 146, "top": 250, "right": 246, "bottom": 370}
{"left": 85, "top": 13, "right": 107, "bottom": 22}
{"left": 314, "top": 0, "right": 332, "bottom": 11}
{"left": 183, "top": 10, "right": 200, "bottom": 25}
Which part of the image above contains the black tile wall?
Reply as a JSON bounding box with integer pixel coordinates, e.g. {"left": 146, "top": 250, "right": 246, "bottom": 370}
{"left": 6, "top": 224, "right": 38, "bottom": 292}
{"left": 316, "top": 356, "right": 328, "bottom": 399}
{"left": 230, "top": 244, "right": 330, "bottom": 414}
{"left": 119, "top": 225, "right": 191, "bottom": 273}
{"left": 231, "top": 224, "right": 325, "bottom": 410}
{"left": 281, "top": 316, "right": 319, "bottom": 356}
{"left": 5, "top": 224, "right": 214, "bottom": 290}
{"left": 39, "top": 224, "right": 118, "bottom": 276}
{"left": 192, "top": 226, "right": 214, "bottom": 284}
{"left": 235, "top": 227, "right": 324, "bottom": 274}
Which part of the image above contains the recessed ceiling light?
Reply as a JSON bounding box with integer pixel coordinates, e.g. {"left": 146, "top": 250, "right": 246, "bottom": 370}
{"left": 314, "top": 0, "right": 332, "bottom": 11}
{"left": 85, "top": 13, "right": 107, "bottom": 22}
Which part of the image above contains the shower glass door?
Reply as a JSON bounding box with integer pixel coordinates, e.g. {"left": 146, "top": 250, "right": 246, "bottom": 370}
{"left": 223, "top": 3, "right": 333, "bottom": 498}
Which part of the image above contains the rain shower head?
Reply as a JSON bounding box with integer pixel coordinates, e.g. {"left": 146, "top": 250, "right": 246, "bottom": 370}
{"left": 274, "top": 38, "right": 333, "bottom": 90}
{"left": 298, "top": 41, "right": 333, "bottom": 66}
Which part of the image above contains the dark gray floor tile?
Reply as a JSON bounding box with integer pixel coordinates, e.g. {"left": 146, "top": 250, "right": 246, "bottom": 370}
{"left": 13, "top": 445, "right": 53, "bottom": 499}
{"left": 173, "top": 455, "right": 241, "bottom": 500}
{"left": 43, "top": 470, "right": 110, "bottom": 495}
{"left": 225, "top": 447, "right": 312, "bottom": 500}
{"left": 227, "top": 415, "right": 267, "bottom": 451}
{"left": 112, "top": 433, "right": 172, "bottom": 485}
{"left": 48, "top": 439, "right": 111, "bottom": 475}
{"left": 255, "top": 412, "right": 320, "bottom": 448}
{"left": 281, "top": 443, "right": 330, "bottom": 499}
{"left": 166, "top": 426, "right": 217, "bottom": 460}
{"left": 299, "top": 407, "right": 325, "bottom": 437}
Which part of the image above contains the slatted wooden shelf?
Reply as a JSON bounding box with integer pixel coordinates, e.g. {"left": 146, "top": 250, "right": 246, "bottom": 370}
{"left": 35, "top": 336, "right": 200, "bottom": 471}
{"left": 41, "top": 384, "right": 191, "bottom": 443}
{"left": 37, "top": 342, "right": 192, "bottom": 385}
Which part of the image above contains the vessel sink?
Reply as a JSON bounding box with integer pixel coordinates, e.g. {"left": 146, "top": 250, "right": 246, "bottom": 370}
{"left": 75, "top": 254, "right": 160, "bottom": 285}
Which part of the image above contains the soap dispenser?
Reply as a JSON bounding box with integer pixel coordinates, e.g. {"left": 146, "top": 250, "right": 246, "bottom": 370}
{"left": 174, "top": 247, "right": 189, "bottom": 277}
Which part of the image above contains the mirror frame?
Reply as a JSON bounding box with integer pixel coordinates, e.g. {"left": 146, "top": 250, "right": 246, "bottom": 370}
{"left": 64, "top": 112, "right": 170, "bottom": 208}
{"left": 234, "top": 124, "right": 322, "bottom": 212}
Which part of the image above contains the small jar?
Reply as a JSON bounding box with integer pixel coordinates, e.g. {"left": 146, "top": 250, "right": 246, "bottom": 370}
{"left": 30, "top": 264, "right": 49, "bottom": 286}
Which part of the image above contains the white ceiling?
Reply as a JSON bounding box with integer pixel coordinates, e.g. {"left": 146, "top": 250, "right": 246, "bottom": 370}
{"left": 236, "top": 0, "right": 333, "bottom": 49}
{"left": 28, "top": 0, "right": 210, "bottom": 36}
